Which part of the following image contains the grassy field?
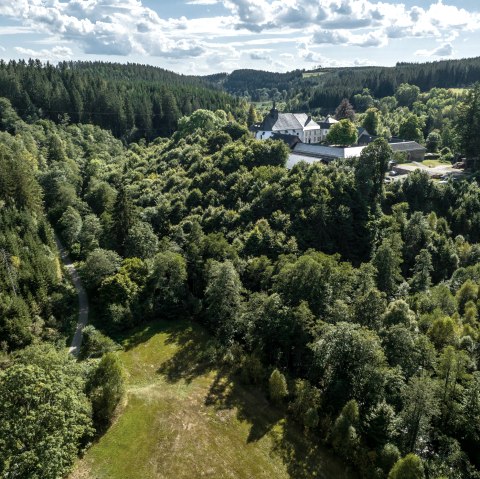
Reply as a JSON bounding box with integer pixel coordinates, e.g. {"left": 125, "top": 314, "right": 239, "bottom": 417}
{"left": 70, "top": 320, "right": 356, "bottom": 479}
{"left": 396, "top": 159, "right": 451, "bottom": 168}
{"left": 302, "top": 72, "right": 327, "bottom": 78}
{"left": 421, "top": 159, "right": 452, "bottom": 167}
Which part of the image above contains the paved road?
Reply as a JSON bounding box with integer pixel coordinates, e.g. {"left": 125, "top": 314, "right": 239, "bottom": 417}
{"left": 54, "top": 234, "right": 89, "bottom": 357}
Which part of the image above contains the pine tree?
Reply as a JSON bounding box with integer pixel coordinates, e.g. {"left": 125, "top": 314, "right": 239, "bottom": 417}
{"left": 409, "top": 249, "right": 433, "bottom": 292}
{"left": 400, "top": 374, "right": 438, "bottom": 453}
{"left": 458, "top": 82, "right": 480, "bottom": 162}
{"left": 161, "top": 89, "right": 181, "bottom": 135}
{"left": 331, "top": 400, "right": 360, "bottom": 463}
{"left": 112, "top": 184, "right": 135, "bottom": 254}
{"left": 87, "top": 353, "right": 124, "bottom": 430}
{"left": 247, "top": 104, "right": 257, "bottom": 126}
{"left": 204, "top": 260, "right": 242, "bottom": 342}
{"left": 373, "top": 236, "right": 404, "bottom": 298}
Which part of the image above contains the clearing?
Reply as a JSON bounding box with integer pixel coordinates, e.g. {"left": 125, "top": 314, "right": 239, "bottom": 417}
{"left": 70, "top": 320, "right": 355, "bottom": 479}
{"left": 421, "top": 159, "right": 453, "bottom": 168}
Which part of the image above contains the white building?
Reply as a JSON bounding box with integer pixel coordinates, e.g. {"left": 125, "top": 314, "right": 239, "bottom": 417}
{"left": 251, "top": 104, "right": 325, "bottom": 144}
{"left": 287, "top": 142, "right": 426, "bottom": 169}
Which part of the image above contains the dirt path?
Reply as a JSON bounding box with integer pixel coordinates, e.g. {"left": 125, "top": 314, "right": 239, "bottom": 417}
{"left": 55, "top": 234, "right": 89, "bottom": 357}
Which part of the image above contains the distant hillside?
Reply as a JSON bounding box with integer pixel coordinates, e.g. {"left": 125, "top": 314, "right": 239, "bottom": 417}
{"left": 204, "top": 69, "right": 304, "bottom": 97}
{"left": 0, "top": 60, "right": 243, "bottom": 140}
{"left": 2, "top": 57, "right": 479, "bottom": 140}
{"left": 205, "top": 57, "right": 480, "bottom": 111}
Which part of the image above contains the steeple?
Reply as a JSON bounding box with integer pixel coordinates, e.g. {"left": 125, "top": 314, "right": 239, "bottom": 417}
{"left": 270, "top": 101, "right": 278, "bottom": 118}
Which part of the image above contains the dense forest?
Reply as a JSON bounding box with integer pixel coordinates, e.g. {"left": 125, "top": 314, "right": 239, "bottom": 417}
{"left": 1, "top": 71, "right": 480, "bottom": 477}
{"left": 0, "top": 60, "right": 245, "bottom": 141}
{"left": 207, "top": 57, "right": 480, "bottom": 112}
{"left": 1, "top": 57, "right": 479, "bottom": 149}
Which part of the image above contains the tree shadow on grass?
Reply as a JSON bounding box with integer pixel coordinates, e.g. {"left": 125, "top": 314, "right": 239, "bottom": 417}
{"left": 203, "top": 368, "right": 356, "bottom": 479}
{"left": 119, "top": 319, "right": 190, "bottom": 351}
{"left": 154, "top": 324, "right": 356, "bottom": 479}
{"left": 271, "top": 418, "right": 357, "bottom": 479}
{"left": 156, "top": 323, "right": 218, "bottom": 384}
{"left": 204, "top": 367, "right": 284, "bottom": 443}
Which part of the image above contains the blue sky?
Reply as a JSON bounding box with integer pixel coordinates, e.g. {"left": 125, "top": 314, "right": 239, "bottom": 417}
{"left": 0, "top": 1, "right": 479, "bottom": 74}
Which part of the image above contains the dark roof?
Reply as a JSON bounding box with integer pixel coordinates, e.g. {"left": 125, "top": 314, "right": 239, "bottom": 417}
{"left": 390, "top": 141, "right": 426, "bottom": 152}
{"left": 271, "top": 133, "right": 302, "bottom": 149}
{"left": 389, "top": 136, "right": 408, "bottom": 143}
{"left": 319, "top": 122, "right": 333, "bottom": 129}
{"left": 256, "top": 108, "right": 320, "bottom": 132}
{"left": 357, "top": 129, "right": 377, "bottom": 145}
{"left": 294, "top": 143, "right": 357, "bottom": 159}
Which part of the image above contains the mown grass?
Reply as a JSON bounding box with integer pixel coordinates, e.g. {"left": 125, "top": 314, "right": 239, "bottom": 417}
{"left": 302, "top": 72, "right": 327, "bottom": 78}
{"left": 422, "top": 159, "right": 452, "bottom": 168}
{"left": 71, "top": 320, "right": 356, "bottom": 479}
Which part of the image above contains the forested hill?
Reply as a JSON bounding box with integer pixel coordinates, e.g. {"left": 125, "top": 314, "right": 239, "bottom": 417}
{"left": 206, "top": 56, "right": 480, "bottom": 110}
{"left": 0, "top": 60, "right": 244, "bottom": 140}
{"left": 1, "top": 87, "right": 480, "bottom": 477}
{"left": 2, "top": 57, "right": 479, "bottom": 143}
{"left": 204, "top": 69, "right": 304, "bottom": 96}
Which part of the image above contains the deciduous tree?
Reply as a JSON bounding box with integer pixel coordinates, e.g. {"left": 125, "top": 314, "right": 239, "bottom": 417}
{"left": 326, "top": 119, "right": 358, "bottom": 146}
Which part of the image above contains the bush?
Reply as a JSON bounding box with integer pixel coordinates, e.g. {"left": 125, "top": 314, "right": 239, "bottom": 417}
{"left": 240, "top": 354, "right": 265, "bottom": 385}
{"left": 378, "top": 443, "right": 401, "bottom": 475}
{"left": 82, "top": 248, "right": 121, "bottom": 290}
{"left": 290, "top": 379, "right": 321, "bottom": 429}
{"left": 87, "top": 353, "right": 124, "bottom": 431}
{"left": 388, "top": 454, "right": 425, "bottom": 479}
{"left": 268, "top": 369, "right": 288, "bottom": 404}
{"left": 104, "top": 303, "right": 133, "bottom": 330}
{"left": 80, "top": 325, "right": 121, "bottom": 359}
{"left": 0, "top": 345, "right": 93, "bottom": 478}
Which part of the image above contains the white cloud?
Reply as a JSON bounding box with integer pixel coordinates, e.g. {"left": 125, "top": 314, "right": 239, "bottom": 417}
{"left": 313, "top": 30, "right": 349, "bottom": 45}
{"left": 354, "top": 58, "right": 374, "bottom": 66}
{"left": 0, "top": 26, "right": 35, "bottom": 35}
{"left": 186, "top": 0, "right": 219, "bottom": 4}
{"left": 222, "top": 0, "right": 480, "bottom": 48}
{"left": 313, "top": 28, "right": 386, "bottom": 48}
{"left": 1, "top": 0, "right": 479, "bottom": 72}
{"left": 247, "top": 49, "right": 272, "bottom": 61}
{"left": 15, "top": 45, "right": 73, "bottom": 61}
{"left": 1, "top": 0, "right": 207, "bottom": 59}
{"left": 415, "top": 42, "right": 454, "bottom": 57}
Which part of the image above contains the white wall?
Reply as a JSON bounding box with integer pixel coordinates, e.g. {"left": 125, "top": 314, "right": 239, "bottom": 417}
{"left": 255, "top": 130, "right": 274, "bottom": 140}
{"left": 256, "top": 128, "right": 322, "bottom": 144}
{"left": 303, "top": 128, "right": 322, "bottom": 144}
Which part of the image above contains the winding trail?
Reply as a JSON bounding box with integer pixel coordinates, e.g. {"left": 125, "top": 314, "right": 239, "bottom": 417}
{"left": 54, "top": 234, "right": 89, "bottom": 357}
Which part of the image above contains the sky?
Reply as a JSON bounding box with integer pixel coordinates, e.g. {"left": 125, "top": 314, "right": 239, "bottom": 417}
{"left": 0, "top": 0, "right": 479, "bottom": 75}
